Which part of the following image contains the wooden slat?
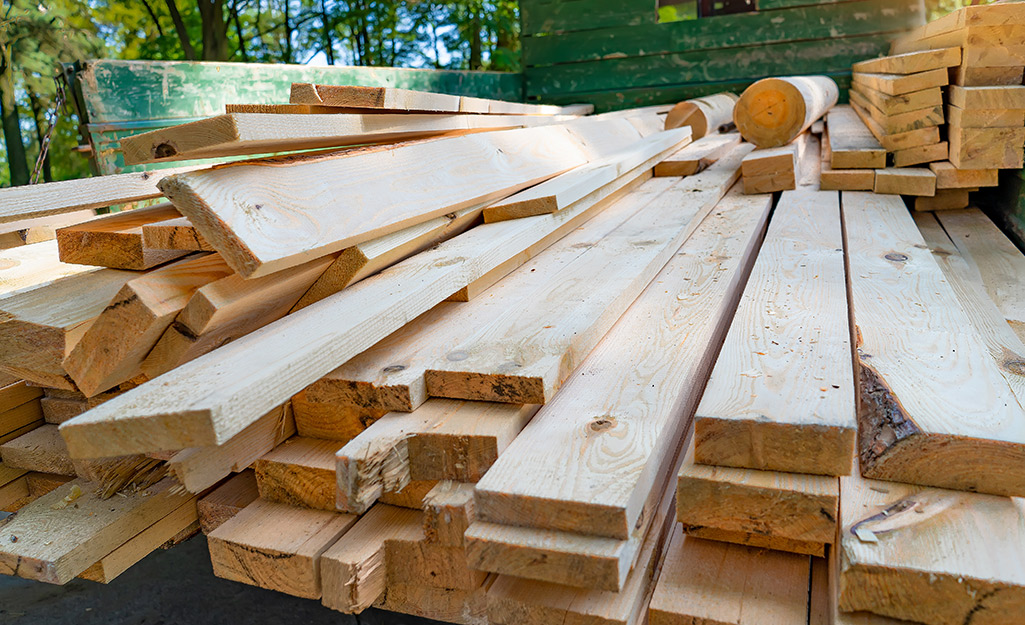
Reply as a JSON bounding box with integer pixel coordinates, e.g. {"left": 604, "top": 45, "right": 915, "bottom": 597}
{"left": 852, "top": 47, "right": 961, "bottom": 74}
{"left": 197, "top": 469, "right": 258, "bottom": 534}
{"left": 951, "top": 64, "right": 1024, "bottom": 87}
{"left": 253, "top": 436, "right": 339, "bottom": 511}
{"left": 947, "top": 105, "right": 1025, "bottom": 129}
{"left": 913, "top": 188, "right": 971, "bottom": 212}
{"left": 892, "top": 140, "right": 948, "bottom": 168}
{"left": 160, "top": 124, "right": 593, "bottom": 279}
{"left": 208, "top": 498, "right": 357, "bottom": 599}
{"left": 653, "top": 132, "right": 741, "bottom": 177}
{"left": 851, "top": 68, "right": 948, "bottom": 96}
{"left": 56, "top": 203, "right": 189, "bottom": 270}
{"left": 0, "top": 240, "right": 99, "bottom": 297}
{"left": 849, "top": 91, "right": 944, "bottom": 135}
{"left": 948, "top": 126, "right": 1025, "bottom": 170}
{"left": 693, "top": 190, "right": 855, "bottom": 476}
{"left": 141, "top": 217, "right": 214, "bottom": 252}
{"left": 851, "top": 101, "right": 941, "bottom": 151}
{"left": 374, "top": 576, "right": 493, "bottom": 624}
{"left": 63, "top": 253, "right": 234, "bottom": 396}
{"left": 0, "top": 477, "right": 192, "bottom": 584}
{"left": 851, "top": 84, "right": 943, "bottom": 117}
{"left": 422, "top": 481, "right": 475, "bottom": 547}
{"left": 873, "top": 168, "right": 936, "bottom": 196}
{"left": 845, "top": 191, "right": 1025, "bottom": 496}
{"left": 473, "top": 186, "right": 771, "bottom": 540}
{"left": 949, "top": 85, "right": 1025, "bottom": 110}
{"left": 0, "top": 424, "right": 75, "bottom": 476}
{"left": 0, "top": 381, "right": 42, "bottom": 412}
{"left": 427, "top": 144, "right": 751, "bottom": 405}
{"left": 827, "top": 106, "right": 885, "bottom": 169}
{"left": 290, "top": 392, "right": 385, "bottom": 442}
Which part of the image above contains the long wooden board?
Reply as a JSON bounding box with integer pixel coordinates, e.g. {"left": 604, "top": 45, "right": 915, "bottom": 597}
{"left": 0, "top": 240, "right": 99, "bottom": 297}
{"left": 254, "top": 436, "right": 340, "bottom": 511}
{"left": 827, "top": 106, "right": 885, "bottom": 169}
{"left": 852, "top": 47, "right": 961, "bottom": 74}
{"left": 844, "top": 191, "right": 1025, "bottom": 496}
{"left": 851, "top": 84, "right": 942, "bottom": 116}
{"left": 851, "top": 68, "right": 947, "bottom": 96}
{"left": 653, "top": 132, "right": 741, "bottom": 178}
{"left": 56, "top": 203, "right": 188, "bottom": 270}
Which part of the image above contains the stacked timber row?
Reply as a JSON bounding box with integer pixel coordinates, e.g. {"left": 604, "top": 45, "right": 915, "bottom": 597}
{"left": 1, "top": 75, "right": 1024, "bottom": 625}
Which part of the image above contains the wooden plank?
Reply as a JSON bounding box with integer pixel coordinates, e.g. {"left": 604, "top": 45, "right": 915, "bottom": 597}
{"left": 140, "top": 255, "right": 335, "bottom": 378}
{"left": 319, "top": 503, "right": 422, "bottom": 614}
{"left": 873, "top": 168, "right": 936, "bottom": 196}
{"left": 63, "top": 253, "right": 234, "bottom": 396}
{"left": 423, "top": 481, "right": 475, "bottom": 547}
{"left": 848, "top": 90, "right": 944, "bottom": 135}
{"left": 291, "top": 391, "right": 386, "bottom": 442}
{"left": 741, "top": 142, "right": 798, "bottom": 194}
{"left": 336, "top": 400, "right": 538, "bottom": 515}
{"left": 733, "top": 76, "right": 838, "bottom": 148}
{"left": 845, "top": 191, "right": 1025, "bottom": 496}
{"left": 851, "top": 68, "right": 947, "bottom": 96}
{"left": 481, "top": 128, "right": 692, "bottom": 223}
{"left": 949, "top": 126, "right": 1025, "bottom": 170}
{"left": 827, "top": 106, "right": 885, "bottom": 169}
{"left": 892, "top": 141, "right": 948, "bottom": 168}
{"left": 0, "top": 461, "right": 27, "bottom": 487}
{"left": 167, "top": 403, "right": 294, "bottom": 493}
{"left": 0, "top": 474, "right": 30, "bottom": 511}
{"left": 120, "top": 112, "right": 576, "bottom": 165}
{"left": 951, "top": 64, "right": 1024, "bottom": 87}
{"left": 375, "top": 577, "right": 493, "bottom": 625}
{"left": 208, "top": 498, "right": 357, "bottom": 599}
{"left": 0, "top": 240, "right": 99, "bottom": 297}
{"left": 427, "top": 145, "right": 750, "bottom": 405}
{"left": 851, "top": 84, "right": 942, "bottom": 116}
{"left": 693, "top": 190, "right": 855, "bottom": 476}
{"left": 852, "top": 47, "right": 961, "bottom": 75}
{"left": 377, "top": 477, "right": 437, "bottom": 509}
{"left": 0, "top": 424, "right": 75, "bottom": 476}
{"left": 930, "top": 161, "right": 998, "bottom": 189}
{"left": 58, "top": 143, "right": 659, "bottom": 459}
{"left": 913, "top": 188, "right": 971, "bottom": 212}
{"left": 949, "top": 85, "right": 1025, "bottom": 110}
{"left": 0, "top": 381, "right": 42, "bottom": 412}
{"left": 0, "top": 412, "right": 42, "bottom": 446}
{"left": 0, "top": 269, "right": 135, "bottom": 389}
{"left": 653, "top": 132, "right": 741, "bottom": 177}
{"left": 677, "top": 441, "right": 837, "bottom": 553}
{"left": 197, "top": 469, "right": 258, "bottom": 534}
{"left": 141, "top": 217, "right": 214, "bottom": 252}
{"left": 473, "top": 186, "right": 771, "bottom": 540}
{"left": 386, "top": 527, "right": 487, "bottom": 590}
{"left": 947, "top": 105, "right": 1025, "bottom": 129}
{"left": 0, "top": 477, "right": 192, "bottom": 584}
{"left": 160, "top": 124, "right": 593, "bottom": 279}
{"left": 648, "top": 527, "right": 810, "bottom": 625}
{"left": 851, "top": 101, "right": 941, "bottom": 151}
{"left": 837, "top": 468, "right": 1025, "bottom": 624}
{"left": 821, "top": 163, "right": 875, "bottom": 191}
{"left": 0, "top": 210, "right": 98, "bottom": 249}
{"left": 56, "top": 203, "right": 189, "bottom": 270}
{"left": 253, "top": 436, "right": 339, "bottom": 511}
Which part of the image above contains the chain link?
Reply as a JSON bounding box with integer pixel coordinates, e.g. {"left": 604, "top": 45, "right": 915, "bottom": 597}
{"left": 30, "top": 76, "right": 67, "bottom": 185}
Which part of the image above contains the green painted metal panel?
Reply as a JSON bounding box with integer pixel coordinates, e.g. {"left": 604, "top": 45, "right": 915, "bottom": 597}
{"left": 525, "top": 33, "right": 892, "bottom": 97}
{"left": 522, "top": 0, "right": 924, "bottom": 67}
{"left": 521, "top": 0, "right": 657, "bottom": 36}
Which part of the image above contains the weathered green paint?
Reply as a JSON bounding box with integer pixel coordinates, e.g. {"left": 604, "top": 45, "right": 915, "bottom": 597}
{"left": 526, "top": 33, "right": 892, "bottom": 97}
{"left": 521, "top": 0, "right": 656, "bottom": 36}
{"left": 758, "top": 0, "right": 856, "bottom": 12}
{"left": 522, "top": 0, "right": 923, "bottom": 67}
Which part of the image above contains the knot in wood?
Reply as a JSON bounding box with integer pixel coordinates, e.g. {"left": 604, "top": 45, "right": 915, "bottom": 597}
{"left": 446, "top": 350, "right": 469, "bottom": 362}
{"left": 0, "top": 259, "right": 18, "bottom": 271}
{"left": 1006, "top": 360, "right": 1025, "bottom": 376}
{"left": 382, "top": 364, "right": 406, "bottom": 373}
{"left": 153, "top": 142, "right": 178, "bottom": 159}
{"left": 588, "top": 416, "right": 616, "bottom": 433}
{"left": 884, "top": 252, "right": 909, "bottom": 262}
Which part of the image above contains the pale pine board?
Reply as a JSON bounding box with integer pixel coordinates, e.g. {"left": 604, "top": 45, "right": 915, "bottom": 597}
{"left": 827, "top": 106, "right": 885, "bottom": 169}
{"left": 653, "top": 132, "right": 741, "bottom": 177}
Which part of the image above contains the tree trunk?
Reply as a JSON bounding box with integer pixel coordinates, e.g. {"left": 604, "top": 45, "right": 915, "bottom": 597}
{"left": 320, "top": 0, "right": 335, "bottom": 64}
{"left": 199, "top": 0, "right": 230, "bottom": 61}
{"left": 231, "top": 0, "right": 249, "bottom": 62}
{"left": 0, "top": 44, "right": 30, "bottom": 187}
{"left": 164, "top": 0, "right": 198, "bottom": 60}
{"left": 469, "top": 5, "right": 482, "bottom": 70}
{"left": 282, "top": 0, "right": 293, "bottom": 62}
{"left": 27, "top": 91, "right": 53, "bottom": 183}
{"left": 140, "top": 0, "right": 166, "bottom": 37}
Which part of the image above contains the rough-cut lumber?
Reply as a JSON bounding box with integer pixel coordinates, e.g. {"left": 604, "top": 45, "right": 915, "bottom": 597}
{"left": 821, "top": 132, "right": 875, "bottom": 191}
{"left": 693, "top": 190, "right": 855, "bottom": 476}
{"left": 851, "top": 101, "right": 941, "bottom": 151}
{"left": 733, "top": 75, "right": 839, "bottom": 148}
{"left": 914, "top": 188, "right": 971, "bottom": 212}
{"left": 930, "top": 161, "right": 998, "bottom": 189}
{"left": 677, "top": 442, "right": 836, "bottom": 556}
{"left": 0, "top": 269, "right": 136, "bottom": 389}
{"left": 141, "top": 255, "right": 335, "bottom": 378}
{"left": 386, "top": 526, "right": 487, "bottom": 590}
{"left": 951, "top": 64, "right": 1024, "bottom": 87}
{"left": 851, "top": 68, "right": 948, "bottom": 96}
{"left": 0, "top": 473, "right": 29, "bottom": 511}
{"left": 653, "top": 132, "right": 741, "bottom": 177}
{"left": 741, "top": 137, "right": 803, "bottom": 194}
{"left": 56, "top": 203, "right": 188, "bottom": 270}
{"left": 291, "top": 391, "right": 385, "bottom": 442}
{"left": 0, "top": 210, "right": 98, "bottom": 249}
{"left": 481, "top": 128, "right": 691, "bottom": 223}
{"left": 377, "top": 477, "right": 437, "bottom": 509}
{"left": 63, "top": 253, "right": 234, "bottom": 396}
{"left": 197, "top": 469, "right": 258, "bottom": 534}
{"left": 648, "top": 527, "right": 810, "bottom": 625}
{"left": 947, "top": 105, "right": 1025, "bottom": 129}
{"left": 892, "top": 140, "right": 948, "bottom": 168}
{"left": 58, "top": 139, "right": 657, "bottom": 459}
{"left": 849, "top": 91, "right": 945, "bottom": 135}
{"left": 428, "top": 146, "right": 750, "bottom": 405}
{"left": 937, "top": 209, "right": 1025, "bottom": 344}
{"left": 845, "top": 191, "right": 1025, "bottom": 496}
{"left": 852, "top": 84, "right": 942, "bottom": 116}
{"left": 336, "top": 400, "right": 538, "bottom": 515}
{"left": 78, "top": 494, "right": 199, "bottom": 583}
{"left": 0, "top": 477, "right": 191, "bottom": 584}
{"left": 0, "top": 401, "right": 42, "bottom": 444}
{"left": 838, "top": 468, "right": 1025, "bottom": 624}
{"left": 948, "top": 126, "right": 1025, "bottom": 170}
{"left": 0, "top": 165, "right": 202, "bottom": 224}
{"left": 949, "top": 85, "right": 1025, "bottom": 110}
{"left": 473, "top": 186, "right": 771, "bottom": 540}
{"left": 852, "top": 47, "right": 961, "bottom": 75}
{"left": 160, "top": 124, "right": 594, "bottom": 279}
{"left": 208, "top": 498, "right": 357, "bottom": 599}
{"left": 0, "top": 381, "right": 42, "bottom": 411}
{"left": 0, "top": 424, "right": 75, "bottom": 476}
{"left": 167, "top": 403, "right": 294, "bottom": 493}
{"left": 873, "top": 167, "right": 936, "bottom": 196}
{"left": 306, "top": 178, "right": 678, "bottom": 415}
{"left": 827, "top": 106, "right": 885, "bottom": 169}
{"left": 319, "top": 503, "right": 422, "bottom": 614}
{"left": 664, "top": 92, "right": 738, "bottom": 139}
{"left": 120, "top": 112, "right": 575, "bottom": 165}
{"left": 141, "top": 216, "right": 214, "bottom": 252}
{"left": 291, "top": 207, "right": 479, "bottom": 311}
{"left": 0, "top": 240, "right": 98, "bottom": 296}
{"left": 253, "top": 436, "right": 339, "bottom": 510}
{"left": 423, "top": 481, "right": 475, "bottom": 547}
{"left": 376, "top": 577, "right": 492, "bottom": 625}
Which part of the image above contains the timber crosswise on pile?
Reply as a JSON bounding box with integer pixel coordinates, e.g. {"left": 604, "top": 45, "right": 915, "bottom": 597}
{"left": 0, "top": 30, "right": 1024, "bottom": 625}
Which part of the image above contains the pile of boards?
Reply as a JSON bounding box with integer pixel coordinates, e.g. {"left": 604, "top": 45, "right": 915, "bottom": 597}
{"left": 824, "top": 2, "right": 1025, "bottom": 211}
{"left": 0, "top": 70, "right": 1023, "bottom": 625}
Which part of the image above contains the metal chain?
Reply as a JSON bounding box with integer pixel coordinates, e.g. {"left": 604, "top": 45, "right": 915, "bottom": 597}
{"left": 30, "top": 76, "right": 67, "bottom": 185}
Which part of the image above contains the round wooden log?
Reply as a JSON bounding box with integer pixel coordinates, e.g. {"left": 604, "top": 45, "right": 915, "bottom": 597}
{"left": 664, "top": 92, "right": 739, "bottom": 139}
{"left": 733, "top": 76, "right": 839, "bottom": 148}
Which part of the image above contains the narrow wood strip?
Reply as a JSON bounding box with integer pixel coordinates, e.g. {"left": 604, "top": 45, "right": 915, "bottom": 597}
{"left": 56, "top": 203, "right": 188, "bottom": 270}
{"left": 653, "top": 132, "right": 741, "bottom": 177}
{"left": 197, "top": 469, "right": 258, "bottom": 534}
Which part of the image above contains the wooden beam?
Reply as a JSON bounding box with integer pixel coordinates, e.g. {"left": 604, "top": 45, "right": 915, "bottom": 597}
{"left": 56, "top": 203, "right": 189, "bottom": 270}
{"left": 197, "top": 469, "right": 258, "bottom": 534}
{"left": 160, "top": 124, "right": 594, "bottom": 279}
{"left": 319, "top": 503, "right": 422, "bottom": 614}
{"left": 948, "top": 126, "right": 1025, "bottom": 170}
{"left": 473, "top": 186, "right": 771, "bottom": 540}
{"left": 653, "top": 132, "right": 741, "bottom": 177}
{"left": 385, "top": 528, "right": 487, "bottom": 590}
{"left": 0, "top": 424, "right": 75, "bottom": 476}
{"left": 374, "top": 577, "right": 493, "bottom": 624}
{"left": 0, "top": 477, "right": 192, "bottom": 584}
{"left": 208, "top": 498, "right": 357, "bottom": 599}
{"left": 291, "top": 391, "right": 385, "bottom": 442}
{"left": 873, "top": 168, "right": 936, "bottom": 196}
{"left": 851, "top": 84, "right": 942, "bottom": 116}
{"left": 851, "top": 101, "right": 941, "bottom": 151}
{"left": 913, "top": 188, "right": 971, "bottom": 212}
{"left": 851, "top": 68, "right": 948, "bottom": 96}
{"left": 741, "top": 138, "right": 802, "bottom": 194}
{"left": 663, "top": 92, "right": 738, "bottom": 139}
{"left": 947, "top": 105, "right": 1025, "bottom": 129}
{"left": 733, "top": 76, "right": 839, "bottom": 148}
{"left": 0, "top": 240, "right": 99, "bottom": 297}
{"left": 0, "top": 381, "right": 42, "bottom": 411}
{"left": 845, "top": 191, "right": 1025, "bottom": 496}
{"left": 949, "top": 85, "right": 1025, "bottom": 110}
{"left": 254, "top": 436, "right": 339, "bottom": 511}
{"left": 848, "top": 91, "right": 944, "bottom": 135}
{"left": 852, "top": 47, "right": 961, "bottom": 74}
{"left": 0, "top": 403, "right": 42, "bottom": 444}
{"left": 428, "top": 144, "right": 751, "bottom": 405}
{"left": 0, "top": 269, "right": 136, "bottom": 389}
{"left": 63, "top": 253, "right": 234, "bottom": 396}
{"left": 827, "top": 106, "right": 885, "bottom": 169}
{"left": 141, "top": 217, "right": 214, "bottom": 252}
{"left": 422, "top": 481, "right": 475, "bottom": 547}
{"left": 951, "top": 64, "right": 1024, "bottom": 87}
{"left": 694, "top": 190, "right": 855, "bottom": 476}
{"left": 892, "top": 141, "right": 948, "bottom": 168}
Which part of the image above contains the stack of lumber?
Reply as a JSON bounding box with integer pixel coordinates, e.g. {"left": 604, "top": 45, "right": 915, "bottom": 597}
{"left": 1, "top": 74, "right": 1024, "bottom": 625}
